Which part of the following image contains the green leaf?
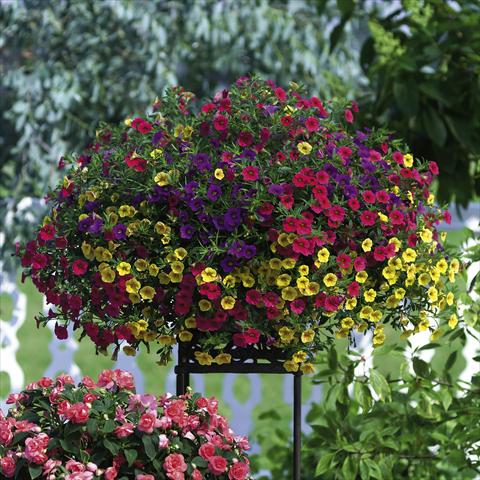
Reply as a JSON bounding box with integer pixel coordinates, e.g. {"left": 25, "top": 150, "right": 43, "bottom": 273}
{"left": 103, "top": 439, "right": 120, "bottom": 456}
{"left": 423, "top": 107, "right": 447, "bottom": 146}
{"left": 342, "top": 455, "right": 358, "bottom": 480}
{"left": 28, "top": 465, "right": 43, "bottom": 479}
{"left": 315, "top": 452, "right": 335, "bottom": 475}
{"left": 142, "top": 435, "right": 157, "bottom": 460}
{"left": 419, "top": 82, "right": 452, "bottom": 106}
{"left": 86, "top": 418, "right": 99, "bottom": 437}
{"left": 393, "top": 79, "right": 419, "bottom": 117}
{"left": 445, "top": 350, "right": 457, "bottom": 371}
{"left": 336, "top": 0, "right": 355, "bottom": 17}
{"left": 412, "top": 357, "right": 430, "bottom": 378}
{"left": 103, "top": 419, "right": 116, "bottom": 434}
{"left": 192, "top": 456, "right": 208, "bottom": 468}
{"left": 327, "top": 347, "right": 338, "bottom": 371}
{"left": 369, "top": 368, "right": 390, "bottom": 401}
{"left": 124, "top": 449, "right": 138, "bottom": 467}
{"left": 440, "top": 389, "right": 452, "bottom": 411}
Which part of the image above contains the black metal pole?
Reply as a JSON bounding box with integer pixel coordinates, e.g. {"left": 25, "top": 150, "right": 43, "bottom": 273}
{"left": 293, "top": 372, "right": 302, "bottom": 480}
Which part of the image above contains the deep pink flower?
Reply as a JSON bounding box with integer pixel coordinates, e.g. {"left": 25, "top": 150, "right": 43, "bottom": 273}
{"left": 213, "top": 114, "right": 229, "bottom": 131}
{"left": 0, "top": 457, "right": 16, "bottom": 478}
{"left": 163, "top": 453, "right": 188, "bottom": 474}
{"left": 209, "top": 456, "right": 228, "bottom": 475}
{"left": 429, "top": 161, "right": 439, "bottom": 175}
{"left": 305, "top": 116, "right": 319, "bottom": 132}
{"left": 360, "top": 211, "right": 376, "bottom": 226}
{"left": 344, "top": 109, "right": 354, "bottom": 123}
{"left": 39, "top": 224, "right": 56, "bottom": 241}
{"left": 238, "top": 131, "right": 254, "bottom": 147}
{"left": 242, "top": 166, "right": 259, "bottom": 181}
{"left": 229, "top": 462, "right": 250, "bottom": 480}
{"left": 72, "top": 259, "right": 88, "bottom": 276}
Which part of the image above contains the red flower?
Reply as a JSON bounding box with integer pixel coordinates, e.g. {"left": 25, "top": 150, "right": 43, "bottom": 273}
{"left": 315, "top": 170, "right": 330, "bottom": 184}
{"left": 242, "top": 165, "right": 259, "bottom": 181}
{"left": 347, "top": 281, "right": 360, "bottom": 297}
{"left": 353, "top": 257, "right": 367, "bottom": 272}
{"left": 281, "top": 115, "right": 293, "bottom": 126}
{"left": 72, "top": 259, "right": 88, "bottom": 276}
{"left": 238, "top": 131, "right": 254, "bottom": 147}
{"left": 209, "top": 456, "right": 228, "bottom": 476}
{"left": 137, "top": 121, "right": 152, "bottom": 134}
{"left": 375, "top": 190, "right": 390, "bottom": 204}
{"left": 274, "top": 87, "right": 287, "bottom": 101}
{"left": 39, "top": 224, "right": 56, "bottom": 241}
{"left": 429, "top": 161, "right": 439, "bottom": 175}
{"left": 305, "top": 116, "right": 319, "bottom": 132}
{"left": 344, "top": 109, "right": 354, "bottom": 123}
{"left": 362, "top": 190, "right": 376, "bottom": 204}
{"left": 213, "top": 114, "right": 229, "bottom": 131}
{"left": 336, "top": 253, "right": 351, "bottom": 269}
{"left": 347, "top": 197, "right": 360, "bottom": 211}
{"left": 327, "top": 205, "right": 345, "bottom": 223}
{"left": 360, "top": 211, "right": 376, "bottom": 226}
{"left": 31, "top": 253, "right": 48, "bottom": 270}
{"left": 389, "top": 210, "right": 405, "bottom": 225}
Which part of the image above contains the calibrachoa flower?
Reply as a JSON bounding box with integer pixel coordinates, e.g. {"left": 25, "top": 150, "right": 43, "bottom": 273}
{"left": 18, "top": 76, "right": 461, "bottom": 372}
{"left": 0, "top": 370, "right": 251, "bottom": 479}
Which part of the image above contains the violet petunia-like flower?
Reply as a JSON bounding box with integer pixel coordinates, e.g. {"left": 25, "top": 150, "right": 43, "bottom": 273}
{"left": 207, "top": 184, "right": 222, "bottom": 202}
{"left": 112, "top": 223, "right": 127, "bottom": 240}
{"left": 180, "top": 224, "right": 195, "bottom": 239}
{"left": 88, "top": 218, "right": 104, "bottom": 235}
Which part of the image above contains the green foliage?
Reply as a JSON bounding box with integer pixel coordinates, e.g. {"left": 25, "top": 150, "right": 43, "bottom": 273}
{"left": 254, "top": 345, "right": 480, "bottom": 479}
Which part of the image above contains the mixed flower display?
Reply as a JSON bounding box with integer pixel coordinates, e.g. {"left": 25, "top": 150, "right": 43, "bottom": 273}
{"left": 18, "top": 76, "right": 460, "bottom": 372}
{"left": 0, "top": 369, "right": 251, "bottom": 479}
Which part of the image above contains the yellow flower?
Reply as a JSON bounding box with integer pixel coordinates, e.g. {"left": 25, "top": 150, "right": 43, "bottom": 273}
{"left": 430, "top": 329, "right": 443, "bottom": 342}
{"left": 418, "top": 273, "right": 430, "bottom": 287}
{"left": 386, "top": 295, "right": 399, "bottom": 308}
{"left": 364, "top": 289, "right": 377, "bottom": 303}
{"left": 214, "top": 168, "right": 225, "bottom": 180}
{"left": 143, "top": 331, "right": 157, "bottom": 342}
{"left": 279, "top": 326, "right": 295, "bottom": 343}
{"left": 373, "top": 332, "right": 385, "bottom": 346}
{"left": 446, "top": 292, "right": 455, "bottom": 306}
{"left": 296, "top": 276, "right": 309, "bottom": 289}
{"left": 360, "top": 306, "right": 373, "bottom": 319}
{"left": 171, "top": 261, "right": 184, "bottom": 274}
{"left": 221, "top": 296, "right": 236, "bottom": 310}
{"left": 281, "top": 287, "right": 298, "bottom": 301}
{"left": 139, "top": 286, "right": 155, "bottom": 300}
{"left": 129, "top": 293, "right": 141, "bottom": 304}
{"left": 293, "top": 351, "right": 307, "bottom": 364}
{"left": 382, "top": 266, "right": 396, "bottom": 280}
{"left": 301, "top": 329, "right": 315, "bottom": 343}
{"left": 378, "top": 212, "right": 388, "bottom": 223}
{"left": 356, "top": 271, "right": 368, "bottom": 284}
{"left": 301, "top": 363, "right": 316, "bottom": 374}
{"left": 298, "top": 265, "right": 309, "bottom": 276}
{"left": 223, "top": 275, "right": 236, "bottom": 287}
{"left": 118, "top": 205, "right": 133, "bottom": 217}
{"left": 420, "top": 228, "right": 433, "bottom": 243}
{"left": 123, "top": 345, "right": 136, "bottom": 356}
{"left": 100, "top": 267, "right": 115, "bottom": 283}
{"left": 403, "top": 153, "right": 413, "bottom": 167}
{"left": 436, "top": 259, "right": 448, "bottom": 274}
{"left": 158, "top": 272, "right": 171, "bottom": 284}
{"left": 150, "top": 148, "right": 163, "bottom": 159}
{"left": 336, "top": 329, "right": 349, "bottom": 339}
{"left": 135, "top": 259, "right": 149, "bottom": 271}
{"left": 199, "top": 299, "right": 212, "bottom": 311}
{"left": 362, "top": 238, "right": 373, "bottom": 252}
{"left": 125, "top": 279, "right": 140, "bottom": 295}
{"left": 427, "top": 286, "right": 438, "bottom": 303}
{"left": 402, "top": 248, "right": 417, "bottom": 263}
{"left": 370, "top": 310, "right": 383, "bottom": 323}
{"left": 394, "top": 288, "right": 406, "bottom": 300}
{"left": 117, "top": 262, "right": 131, "bottom": 276}
{"left": 305, "top": 282, "right": 320, "bottom": 296}
{"left": 450, "top": 258, "right": 460, "bottom": 274}
{"left": 388, "top": 237, "right": 401, "bottom": 252}
{"left": 149, "top": 264, "right": 160, "bottom": 276}
{"left": 185, "top": 316, "right": 196, "bottom": 328}
{"left": 194, "top": 351, "right": 213, "bottom": 366}
{"left": 323, "top": 273, "right": 337, "bottom": 287}
{"left": 276, "top": 274, "right": 292, "bottom": 287}
{"left": 283, "top": 360, "right": 299, "bottom": 372}
{"left": 81, "top": 242, "right": 94, "bottom": 260}
{"left": 282, "top": 258, "right": 296, "bottom": 269}
{"left": 345, "top": 298, "right": 357, "bottom": 310}
{"left": 178, "top": 330, "right": 193, "bottom": 342}
{"left": 154, "top": 221, "right": 168, "bottom": 235}
{"left": 174, "top": 248, "right": 188, "bottom": 260}
{"left": 213, "top": 353, "right": 232, "bottom": 365}
{"left": 317, "top": 248, "right": 330, "bottom": 263}
{"left": 154, "top": 172, "right": 169, "bottom": 186}
{"left": 341, "top": 317, "right": 354, "bottom": 329}
{"left": 427, "top": 193, "right": 435, "bottom": 205}
{"left": 158, "top": 335, "right": 176, "bottom": 345}
{"left": 201, "top": 267, "right": 218, "bottom": 283}
{"left": 448, "top": 313, "right": 458, "bottom": 329}
{"left": 297, "top": 141, "right": 312, "bottom": 155}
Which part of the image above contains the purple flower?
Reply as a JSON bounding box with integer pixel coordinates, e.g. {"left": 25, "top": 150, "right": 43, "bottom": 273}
{"left": 268, "top": 184, "right": 284, "bottom": 196}
{"left": 220, "top": 255, "right": 240, "bottom": 273}
{"left": 263, "top": 105, "right": 279, "bottom": 115}
{"left": 191, "top": 153, "right": 212, "bottom": 172}
{"left": 180, "top": 224, "right": 195, "bottom": 239}
{"left": 88, "top": 218, "right": 104, "bottom": 235}
{"left": 112, "top": 223, "right": 127, "bottom": 240}
{"left": 188, "top": 198, "right": 204, "bottom": 212}
{"left": 84, "top": 201, "right": 100, "bottom": 212}
{"left": 207, "top": 184, "right": 222, "bottom": 202}
{"left": 78, "top": 217, "right": 92, "bottom": 233}
{"left": 224, "top": 208, "right": 242, "bottom": 230}
{"left": 152, "top": 131, "right": 163, "bottom": 145}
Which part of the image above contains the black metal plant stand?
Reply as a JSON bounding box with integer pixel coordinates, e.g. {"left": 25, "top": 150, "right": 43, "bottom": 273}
{"left": 175, "top": 340, "right": 302, "bottom": 480}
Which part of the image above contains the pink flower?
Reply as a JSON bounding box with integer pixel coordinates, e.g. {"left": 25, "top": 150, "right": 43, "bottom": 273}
{"left": 72, "top": 259, "right": 89, "bottom": 276}
{"left": 66, "top": 473, "right": 94, "bottom": 480}
{"left": 213, "top": 114, "right": 229, "bottom": 131}
{"left": 360, "top": 211, "right": 376, "bottom": 226}
{"left": 305, "top": 116, "right": 319, "bottom": 132}
{"left": 0, "top": 457, "right": 16, "bottom": 478}
{"left": 199, "top": 443, "right": 216, "bottom": 460}
{"left": 209, "top": 455, "right": 228, "bottom": 475}
{"left": 66, "top": 460, "right": 86, "bottom": 472}
{"left": 43, "top": 459, "right": 62, "bottom": 476}
{"left": 389, "top": 210, "right": 404, "bottom": 225}
{"left": 0, "top": 421, "right": 13, "bottom": 446}
{"left": 39, "top": 224, "right": 56, "bottom": 241}
{"left": 237, "top": 131, "right": 253, "bottom": 147}
{"left": 353, "top": 257, "right": 367, "bottom": 272}
{"left": 336, "top": 253, "right": 351, "bottom": 269}
{"left": 192, "top": 470, "right": 204, "bottom": 480}
{"left": 429, "top": 161, "right": 439, "bottom": 175}
{"left": 159, "top": 434, "right": 169, "bottom": 448}
{"left": 24, "top": 433, "right": 49, "bottom": 464}
{"left": 344, "top": 109, "right": 354, "bottom": 123}
{"left": 242, "top": 166, "right": 259, "bottom": 181}
{"left": 114, "top": 422, "right": 134, "bottom": 438}
{"left": 68, "top": 403, "right": 90, "bottom": 424}
{"left": 138, "top": 412, "right": 158, "bottom": 433}
{"left": 136, "top": 475, "right": 155, "bottom": 480}
{"left": 163, "top": 453, "right": 187, "bottom": 474}
{"left": 104, "top": 466, "right": 118, "bottom": 480}
{"left": 229, "top": 462, "right": 250, "bottom": 480}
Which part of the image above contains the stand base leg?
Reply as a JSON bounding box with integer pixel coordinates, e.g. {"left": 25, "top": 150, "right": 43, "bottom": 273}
{"left": 293, "top": 373, "right": 302, "bottom": 480}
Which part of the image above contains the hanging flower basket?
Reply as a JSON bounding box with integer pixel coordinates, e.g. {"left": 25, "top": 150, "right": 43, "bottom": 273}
{"left": 18, "top": 76, "right": 460, "bottom": 372}
{"left": 0, "top": 369, "right": 251, "bottom": 479}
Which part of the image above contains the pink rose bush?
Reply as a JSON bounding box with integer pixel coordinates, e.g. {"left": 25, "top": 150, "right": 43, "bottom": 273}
{"left": 0, "top": 370, "right": 250, "bottom": 479}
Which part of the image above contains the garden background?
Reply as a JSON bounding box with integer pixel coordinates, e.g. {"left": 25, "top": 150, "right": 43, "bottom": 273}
{"left": 1, "top": 1, "right": 479, "bottom": 478}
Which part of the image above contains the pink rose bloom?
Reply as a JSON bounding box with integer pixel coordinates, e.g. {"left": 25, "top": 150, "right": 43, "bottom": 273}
{"left": 66, "top": 459, "right": 86, "bottom": 472}
{"left": 69, "top": 403, "right": 90, "bottom": 424}
{"left": 0, "top": 421, "right": 13, "bottom": 446}
{"left": 56, "top": 373, "right": 75, "bottom": 386}
{"left": 114, "top": 422, "right": 134, "bottom": 438}
{"left": 165, "top": 400, "right": 186, "bottom": 423}
{"left": 114, "top": 370, "right": 135, "bottom": 390}
{"left": 192, "top": 470, "right": 203, "bottom": 480}
{"left": 158, "top": 416, "right": 172, "bottom": 429}
{"left": 167, "top": 472, "right": 185, "bottom": 480}
{"left": 208, "top": 456, "right": 228, "bottom": 476}
{"left": 229, "top": 462, "right": 250, "bottom": 480}
{"left": 159, "top": 434, "right": 169, "bottom": 448}
{"left": 43, "top": 459, "right": 61, "bottom": 476}
{"left": 199, "top": 443, "right": 216, "bottom": 460}
{"left": 138, "top": 412, "right": 158, "bottom": 433}
{"left": 104, "top": 466, "right": 118, "bottom": 480}
{"left": 0, "top": 457, "right": 16, "bottom": 478}
{"left": 136, "top": 475, "right": 155, "bottom": 480}
{"left": 65, "top": 473, "right": 94, "bottom": 480}
{"left": 163, "top": 453, "right": 187, "bottom": 474}
{"left": 24, "top": 433, "right": 49, "bottom": 464}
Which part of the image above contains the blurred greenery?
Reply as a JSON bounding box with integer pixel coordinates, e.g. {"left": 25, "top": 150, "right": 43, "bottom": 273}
{"left": 256, "top": 343, "right": 480, "bottom": 479}
{"left": 2, "top": 0, "right": 479, "bottom": 271}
